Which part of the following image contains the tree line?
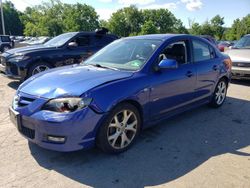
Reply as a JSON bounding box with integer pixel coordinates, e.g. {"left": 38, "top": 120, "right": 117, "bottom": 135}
{"left": 3, "top": 0, "right": 250, "bottom": 40}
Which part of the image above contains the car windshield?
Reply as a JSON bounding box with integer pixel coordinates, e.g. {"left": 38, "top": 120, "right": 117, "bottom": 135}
{"left": 44, "top": 33, "right": 76, "bottom": 47}
{"left": 84, "top": 39, "right": 162, "bottom": 71}
{"left": 233, "top": 36, "right": 250, "bottom": 49}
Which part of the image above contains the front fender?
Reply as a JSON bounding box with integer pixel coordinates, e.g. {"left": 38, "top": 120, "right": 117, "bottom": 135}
{"left": 86, "top": 73, "right": 151, "bottom": 121}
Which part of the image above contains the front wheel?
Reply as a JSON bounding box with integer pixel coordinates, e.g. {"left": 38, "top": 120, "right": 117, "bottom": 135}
{"left": 209, "top": 78, "right": 228, "bottom": 108}
{"left": 3, "top": 46, "right": 10, "bottom": 52}
{"left": 27, "top": 62, "right": 52, "bottom": 78}
{"left": 97, "top": 103, "right": 141, "bottom": 154}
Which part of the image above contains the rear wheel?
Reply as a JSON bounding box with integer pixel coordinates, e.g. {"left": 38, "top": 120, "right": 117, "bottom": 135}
{"left": 97, "top": 103, "right": 141, "bottom": 154}
{"left": 209, "top": 78, "right": 228, "bottom": 108}
{"left": 27, "top": 62, "right": 52, "bottom": 78}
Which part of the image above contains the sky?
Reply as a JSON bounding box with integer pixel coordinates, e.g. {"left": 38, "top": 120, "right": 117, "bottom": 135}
{"left": 9, "top": 0, "right": 250, "bottom": 28}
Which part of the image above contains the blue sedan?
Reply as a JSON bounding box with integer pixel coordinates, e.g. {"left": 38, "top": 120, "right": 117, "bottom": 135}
{"left": 9, "top": 34, "right": 232, "bottom": 153}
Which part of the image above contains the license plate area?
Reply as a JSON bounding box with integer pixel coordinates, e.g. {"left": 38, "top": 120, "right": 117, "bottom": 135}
{"left": 9, "top": 107, "right": 21, "bottom": 131}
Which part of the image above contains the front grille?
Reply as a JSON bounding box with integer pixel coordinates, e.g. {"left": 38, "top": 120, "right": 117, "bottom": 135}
{"left": 18, "top": 96, "right": 35, "bottom": 107}
{"left": 20, "top": 125, "right": 35, "bottom": 139}
{"left": 232, "top": 62, "right": 250, "bottom": 67}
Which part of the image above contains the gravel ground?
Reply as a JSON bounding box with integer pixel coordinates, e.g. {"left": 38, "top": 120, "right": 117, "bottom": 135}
{"left": 0, "top": 74, "right": 249, "bottom": 188}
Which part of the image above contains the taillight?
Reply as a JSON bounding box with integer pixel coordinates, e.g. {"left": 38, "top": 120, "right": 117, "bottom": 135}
{"left": 224, "top": 58, "right": 232, "bottom": 70}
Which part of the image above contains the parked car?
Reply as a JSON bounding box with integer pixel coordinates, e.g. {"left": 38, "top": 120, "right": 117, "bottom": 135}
{"left": 17, "top": 36, "right": 51, "bottom": 47}
{"left": 0, "top": 35, "right": 14, "bottom": 52}
{"left": 217, "top": 41, "right": 233, "bottom": 52}
{"left": 224, "top": 34, "right": 250, "bottom": 79}
{"left": 9, "top": 34, "right": 232, "bottom": 153}
{"left": 26, "top": 36, "right": 51, "bottom": 45}
{"left": 0, "top": 29, "right": 118, "bottom": 80}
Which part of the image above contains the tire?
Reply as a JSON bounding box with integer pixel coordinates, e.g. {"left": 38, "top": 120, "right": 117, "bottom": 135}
{"left": 209, "top": 78, "right": 228, "bottom": 108}
{"left": 97, "top": 103, "right": 141, "bottom": 154}
{"left": 3, "top": 46, "right": 10, "bottom": 52}
{"left": 27, "top": 62, "right": 52, "bottom": 78}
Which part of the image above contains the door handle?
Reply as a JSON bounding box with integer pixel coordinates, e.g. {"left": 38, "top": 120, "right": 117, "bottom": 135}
{"left": 213, "top": 65, "right": 218, "bottom": 71}
{"left": 186, "top": 71, "right": 193, "bottom": 77}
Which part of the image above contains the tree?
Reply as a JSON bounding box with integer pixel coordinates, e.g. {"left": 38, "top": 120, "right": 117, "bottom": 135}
{"left": 225, "top": 15, "right": 250, "bottom": 40}
{"left": 210, "top": 15, "right": 225, "bottom": 40}
{"left": 142, "top": 9, "right": 177, "bottom": 33}
{"left": 199, "top": 21, "right": 214, "bottom": 36}
{"left": 173, "top": 19, "right": 188, "bottom": 34}
{"left": 189, "top": 22, "right": 202, "bottom": 35}
{"left": 21, "top": 0, "right": 99, "bottom": 36}
{"left": 62, "top": 3, "right": 99, "bottom": 32}
{"left": 140, "top": 20, "right": 158, "bottom": 35}
{"left": 0, "top": 1, "right": 23, "bottom": 35}
{"left": 108, "top": 5, "right": 143, "bottom": 37}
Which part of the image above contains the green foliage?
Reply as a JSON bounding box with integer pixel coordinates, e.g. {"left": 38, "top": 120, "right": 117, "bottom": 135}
{"left": 0, "top": 1, "right": 23, "bottom": 35}
{"left": 20, "top": 0, "right": 99, "bottom": 36}
{"left": 140, "top": 20, "right": 158, "bottom": 35}
{"left": 225, "top": 15, "right": 250, "bottom": 40}
{"left": 3, "top": 0, "right": 250, "bottom": 40}
{"left": 108, "top": 6, "right": 187, "bottom": 37}
{"left": 108, "top": 5, "right": 143, "bottom": 37}
{"left": 189, "top": 15, "right": 225, "bottom": 40}
{"left": 210, "top": 15, "right": 225, "bottom": 40}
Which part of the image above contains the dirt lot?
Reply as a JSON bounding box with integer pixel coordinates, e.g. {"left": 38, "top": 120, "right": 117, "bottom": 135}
{"left": 0, "top": 74, "right": 249, "bottom": 188}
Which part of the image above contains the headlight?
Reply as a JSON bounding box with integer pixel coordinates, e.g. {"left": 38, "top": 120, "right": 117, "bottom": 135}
{"left": 9, "top": 55, "right": 30, "bottom": 62}
{"left": 42, "top": 97, "right": 92, "bottom": 113}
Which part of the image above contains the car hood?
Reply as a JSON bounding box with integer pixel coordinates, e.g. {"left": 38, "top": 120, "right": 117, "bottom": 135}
{"left": 4, "top": 45, "right": 56, "bottom": 56}
{"left": 225, "top": 49, "right": 250, "bottom": 62}
{"left": 18, "top": 65, "right": 133, "bottom": 99}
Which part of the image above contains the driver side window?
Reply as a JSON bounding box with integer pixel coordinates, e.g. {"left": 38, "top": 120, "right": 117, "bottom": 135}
{"left": 72, "top": 36, "right": 90, "bottom": 47}
{"left": 159, "top": 40, "right": 188, "bottom": 65}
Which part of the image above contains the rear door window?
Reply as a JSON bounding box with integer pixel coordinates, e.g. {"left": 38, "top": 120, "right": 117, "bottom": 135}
{"left": 91, "top": 35, "right": 115, "bottom": 47}
{"left": 192, "top": 40, "right": 212, "bottom": 62}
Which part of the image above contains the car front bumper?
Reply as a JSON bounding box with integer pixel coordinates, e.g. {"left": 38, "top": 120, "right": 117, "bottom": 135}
{"left": 0, "top": 56, "right": 28, "bottom": 80}
{"left": 10, "top": 93, "right": 104, "bottom": 152}
{"left": 231, "top": 66, "right": 250, "bottom": 79}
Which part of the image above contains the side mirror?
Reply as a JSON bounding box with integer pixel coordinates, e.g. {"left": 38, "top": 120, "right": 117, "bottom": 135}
{"left": 158, "top": 59, "right": 178, "bottom": 69}
{"left": 68, "top": 42, "right": 78, "bottom": 48}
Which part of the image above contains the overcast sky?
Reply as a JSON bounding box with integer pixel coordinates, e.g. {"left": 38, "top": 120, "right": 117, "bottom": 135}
{"left": 9, "top": 0, "right": 250, "bottom": 28}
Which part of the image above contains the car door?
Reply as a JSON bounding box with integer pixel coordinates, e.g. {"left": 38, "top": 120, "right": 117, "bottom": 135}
{"left": 62, "top": 35, "right": 92, "bottom": 65}
{"left": 149, "top": 39, "right": 197, "bottom": 120}
{"left": 191, "top": 39, "right": 220, "bottom": 100}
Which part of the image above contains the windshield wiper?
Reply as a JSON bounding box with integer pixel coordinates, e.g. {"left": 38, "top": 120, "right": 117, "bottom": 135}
{"left": 89, "top": 64, "right": 119, "bottom": 71}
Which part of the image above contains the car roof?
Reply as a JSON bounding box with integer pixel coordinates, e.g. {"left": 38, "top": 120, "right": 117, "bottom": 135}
{"left": 76, "top": 31, "right": 118, "bottom": 38}
{"left": 125, "top": 34, "right": 190, "bottom": 41}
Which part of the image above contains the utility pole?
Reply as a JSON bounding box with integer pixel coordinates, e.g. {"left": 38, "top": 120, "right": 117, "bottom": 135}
{"left": 0, "top": 0, "right": 5, "bottom": 35}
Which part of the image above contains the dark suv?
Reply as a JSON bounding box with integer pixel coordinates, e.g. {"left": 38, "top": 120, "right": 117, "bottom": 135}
{"left": 0, "top": 35, "right": 14, "bottom": 52}
{"left": 0, "top": 29, "right": 118, "bottom": 80}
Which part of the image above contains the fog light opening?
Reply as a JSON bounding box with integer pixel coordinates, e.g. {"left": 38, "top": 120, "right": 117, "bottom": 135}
{"left": 47, "top": 135, "right": 66, "bottom": 143}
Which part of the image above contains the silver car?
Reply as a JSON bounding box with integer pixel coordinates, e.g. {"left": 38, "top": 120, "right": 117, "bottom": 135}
{"left": 225, "top": 34, "right": 250, "bottom": 79}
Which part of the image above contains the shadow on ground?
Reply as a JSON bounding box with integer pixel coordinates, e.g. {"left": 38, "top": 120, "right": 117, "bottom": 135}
{"left": 231, "top": 79, "right": 250, "bottom": 86}
{"left": 28, "top": 96, "right": 250, "bottom": 187}
{"left": 7, "top": 81, "right": 21, "bottom": 90}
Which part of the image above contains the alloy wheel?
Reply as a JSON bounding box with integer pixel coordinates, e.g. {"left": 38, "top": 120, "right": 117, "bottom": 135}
{"left": 3, "top": 46, "right": 10, "bottom": 52}
{"left": 215, "top": 81, "right": 227, "bottom": 105}
{"left": 107, "top": 110, "right": 138, "bottom": 149}
{"left": 32, "top": 65, "right": 50, "bottom": 75}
